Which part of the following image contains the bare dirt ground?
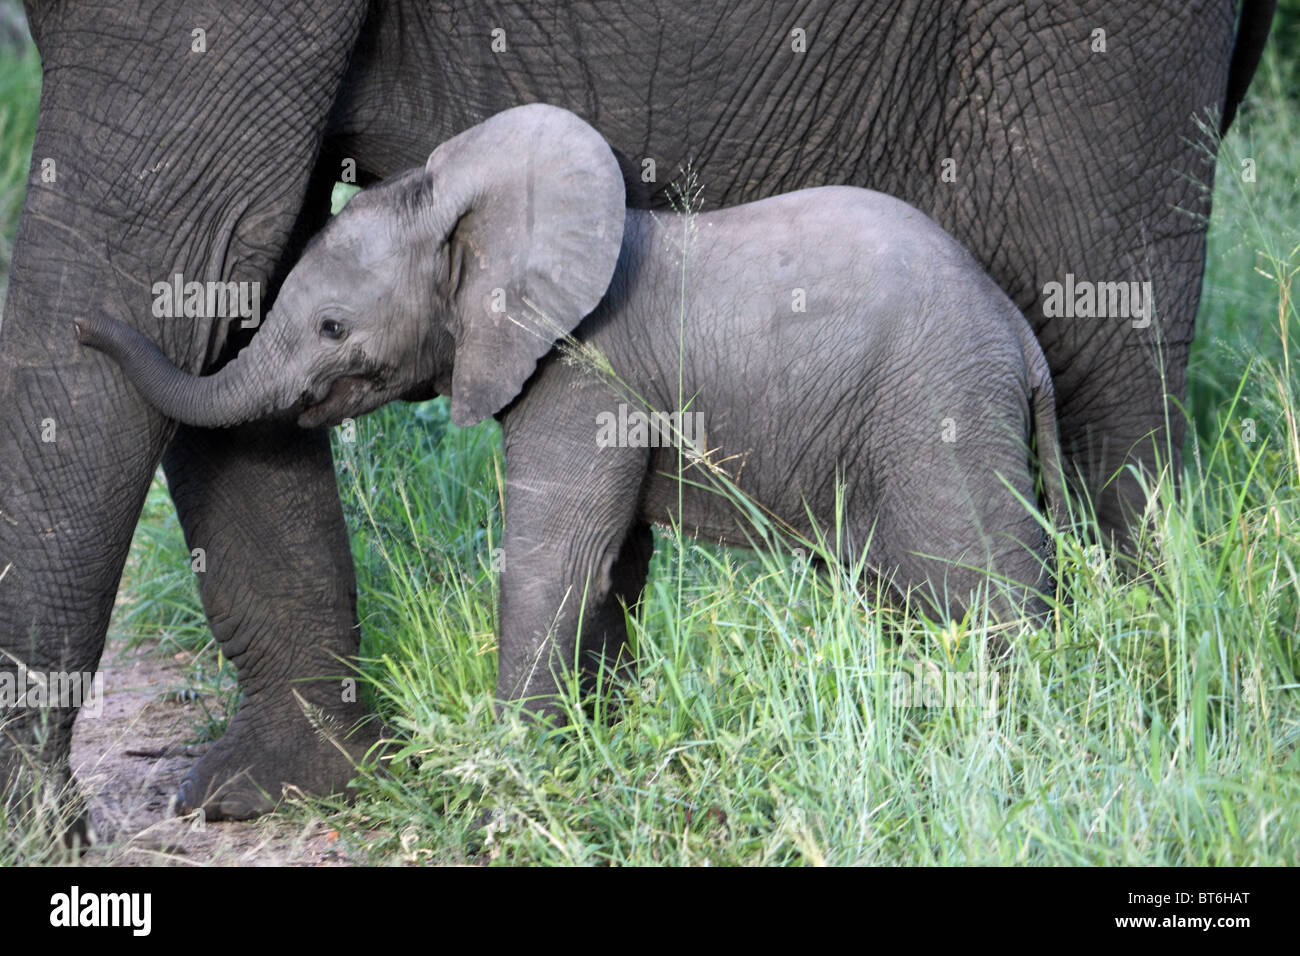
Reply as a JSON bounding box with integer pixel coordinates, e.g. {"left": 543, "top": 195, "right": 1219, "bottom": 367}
{"left": 69, "top": 641, "right": 360, "bottom": 866}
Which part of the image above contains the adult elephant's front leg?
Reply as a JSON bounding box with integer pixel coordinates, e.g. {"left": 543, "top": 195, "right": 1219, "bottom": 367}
{"left": 161, "top": 420, "right": 380, "bottom": 820}
{"left": 0, "top": 355, "right": 171, "bottom": 838}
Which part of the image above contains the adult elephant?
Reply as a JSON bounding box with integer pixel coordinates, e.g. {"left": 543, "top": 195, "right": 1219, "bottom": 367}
{"left": 0, "top": 1, "right": 1276, "bottom": 824}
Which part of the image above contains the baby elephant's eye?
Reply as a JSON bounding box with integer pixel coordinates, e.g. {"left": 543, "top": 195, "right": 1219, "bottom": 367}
{"left": 319, "top": 318, "right": 346, "bottom": 341}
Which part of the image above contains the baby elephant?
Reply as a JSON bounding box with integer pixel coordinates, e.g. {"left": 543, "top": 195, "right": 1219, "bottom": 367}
{"left": 79, "top": 103, "right": 1061, "bottom": 708}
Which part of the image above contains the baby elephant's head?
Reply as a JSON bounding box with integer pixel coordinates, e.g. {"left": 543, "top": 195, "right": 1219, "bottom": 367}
{"left": 77, "top": 104, "right": 627, "bottom": 430}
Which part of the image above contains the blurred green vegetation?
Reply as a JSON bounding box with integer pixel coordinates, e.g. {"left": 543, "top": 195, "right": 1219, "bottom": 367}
{"left": 0, "top": 31, "right": 37, "bottom": 309}
{"left": 1270, "top": 0, "right": 1300, "bottom": 95}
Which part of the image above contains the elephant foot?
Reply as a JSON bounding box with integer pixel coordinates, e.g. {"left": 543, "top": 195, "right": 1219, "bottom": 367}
{"left": 173, "top": 698, "right": 386, "bottom": 821}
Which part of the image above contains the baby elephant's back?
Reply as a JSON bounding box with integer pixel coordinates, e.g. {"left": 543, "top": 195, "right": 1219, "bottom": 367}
{"left": 703, "top": 185, "right": 1042, "bottom": 419}
{"left": 710, "top": 185, "right": 1025, "bottom": 344}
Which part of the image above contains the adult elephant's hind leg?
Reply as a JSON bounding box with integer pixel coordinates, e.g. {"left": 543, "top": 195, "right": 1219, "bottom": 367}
{"left": 162, "top": 420, "right": 380, "bottom": 820}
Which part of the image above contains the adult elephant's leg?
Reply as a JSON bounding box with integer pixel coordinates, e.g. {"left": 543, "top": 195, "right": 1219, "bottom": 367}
{"left": 1053, "top": 323, "right": 1191, "bottom": 547}
{"left": 0, "top": 307, "right": 173, "bottom": 831}
{"left": 927, "top": 1, "right": 1237, "bottom": 550}
{"left": 161, "top": 421, "right": 379, "bottom": 820}
{"left": 151, "top": 99, "right": 380, "bottom": 821}
{"left": 0, "top": 0, "right": 368, "bottom": 824}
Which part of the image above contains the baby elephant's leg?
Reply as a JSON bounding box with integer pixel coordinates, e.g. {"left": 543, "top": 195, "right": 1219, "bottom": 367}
{"left": 495, "top": 400, "right": 650, "bottom": 715}
{"left": 880, "top": 430, "right": 1053, "bottom": 631}
{"left": 577, "top": 521, "right": 654, "bottom": 695}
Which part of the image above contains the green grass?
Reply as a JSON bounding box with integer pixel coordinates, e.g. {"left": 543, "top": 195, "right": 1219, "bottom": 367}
{"left": 2, "top": 28, "right": 1298, "bottom": 865}
{"left": 0, "top": 34, "right": 38, "bottom": 314}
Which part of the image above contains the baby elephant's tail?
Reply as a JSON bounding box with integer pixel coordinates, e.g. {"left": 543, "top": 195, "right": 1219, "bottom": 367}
{"left": 1030, "top": 376, "right": 1065, "bottom": 535}
{"left": 1013, "top": 312, "right": 1064, "bottom": 538}
{"left": 1006, "top": 307, "right": 1065, "bottom": 547}
{"left": 1011, "top": 318, "right": 1065, "bottom": 627}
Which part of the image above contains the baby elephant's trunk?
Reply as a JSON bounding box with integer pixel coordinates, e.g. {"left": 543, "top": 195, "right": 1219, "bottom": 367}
{"left": 75, "top": 311, "right": 294, "bottom": 428}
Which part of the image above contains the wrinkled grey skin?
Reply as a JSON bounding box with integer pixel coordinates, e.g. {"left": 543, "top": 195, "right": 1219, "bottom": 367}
{"left": 80, "top": 105, "right": 1065, "bottom": 707}
{"left": 0, "top": 1, "right": 1275, "bottom": 826}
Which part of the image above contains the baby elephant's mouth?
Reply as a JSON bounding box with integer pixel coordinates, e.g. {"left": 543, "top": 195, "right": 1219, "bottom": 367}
{"left": 297, "top": 375, "right": 385, "bottom": 428}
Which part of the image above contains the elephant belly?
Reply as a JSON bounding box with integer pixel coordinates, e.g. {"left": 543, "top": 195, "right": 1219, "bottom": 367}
{"left": 638, "top": 431, "right": 880, "bottom": 555}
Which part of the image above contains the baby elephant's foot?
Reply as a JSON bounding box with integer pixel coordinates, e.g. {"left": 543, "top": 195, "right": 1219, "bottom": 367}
{"left": 174, "top": 699, "right": 385, "bottom": 821}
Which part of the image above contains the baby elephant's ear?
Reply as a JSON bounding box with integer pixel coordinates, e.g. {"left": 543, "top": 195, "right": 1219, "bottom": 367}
{"left": 424, "top": 104, "right": 627, "bottom": 427}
